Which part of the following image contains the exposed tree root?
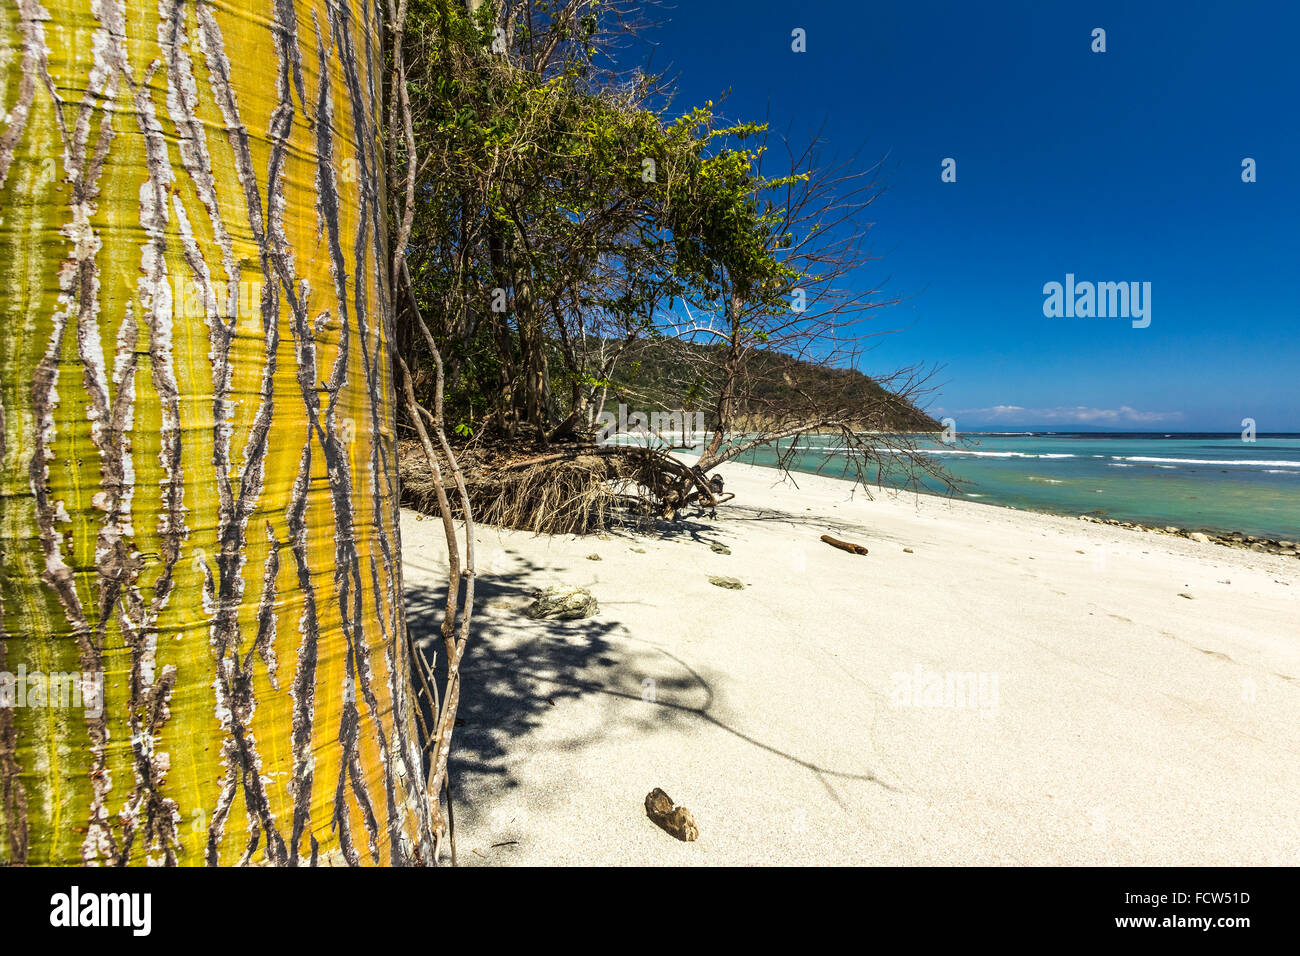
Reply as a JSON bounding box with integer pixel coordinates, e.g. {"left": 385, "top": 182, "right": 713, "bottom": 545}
{"left": 399, "top": 440, "right": 733, "bottom": 535}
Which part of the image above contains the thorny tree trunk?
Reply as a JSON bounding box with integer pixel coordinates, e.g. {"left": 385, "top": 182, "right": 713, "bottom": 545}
{"left": 0, "top": 0, "right": 436, "bottom": 865}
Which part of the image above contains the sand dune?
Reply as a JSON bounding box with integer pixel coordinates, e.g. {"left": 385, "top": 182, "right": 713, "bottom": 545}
{"left": 400, "top": 461, "right": 1300, "bottom": 865}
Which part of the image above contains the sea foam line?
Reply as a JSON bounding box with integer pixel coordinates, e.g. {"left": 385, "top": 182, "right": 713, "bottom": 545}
{"left": 1113, "top": 456, "right": 1300, "bottom": 467}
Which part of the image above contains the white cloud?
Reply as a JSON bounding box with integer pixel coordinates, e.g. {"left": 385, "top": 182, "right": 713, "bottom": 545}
{"left": 955, "top": 404, "right": 1184, "bottom": 425}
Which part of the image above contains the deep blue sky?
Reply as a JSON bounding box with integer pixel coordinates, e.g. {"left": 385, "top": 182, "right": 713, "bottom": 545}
{"left": 634, "top": 1, "right": 1298, "bottom": 431}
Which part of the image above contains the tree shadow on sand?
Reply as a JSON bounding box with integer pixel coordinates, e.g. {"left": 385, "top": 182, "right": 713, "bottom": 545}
{"left": 402, "top": 531, "right": 900, "bottom": 855}
{"left": 405, "top": 556, "right": 699, "bottom": 789}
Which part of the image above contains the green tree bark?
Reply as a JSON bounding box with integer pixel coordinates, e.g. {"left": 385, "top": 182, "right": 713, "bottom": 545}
{"left": 0, "top": 0, "right": 434, "bottom": 865}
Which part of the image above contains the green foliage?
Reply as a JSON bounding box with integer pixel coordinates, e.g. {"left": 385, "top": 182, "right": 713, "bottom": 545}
{"left": 392, "top": 0, "right": 929, "bottom": 444}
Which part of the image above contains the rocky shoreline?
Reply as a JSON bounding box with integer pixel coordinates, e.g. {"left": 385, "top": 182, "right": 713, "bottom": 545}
{"left": 1078, "top": 515, "right": 1299, "bottom": 557}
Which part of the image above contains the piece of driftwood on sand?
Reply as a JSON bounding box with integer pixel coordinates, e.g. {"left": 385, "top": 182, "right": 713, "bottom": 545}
{"left": 820, "top": 533, "right": 869, "bottom": 555}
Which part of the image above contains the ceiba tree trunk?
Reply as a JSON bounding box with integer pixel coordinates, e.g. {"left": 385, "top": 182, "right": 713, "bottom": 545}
{"left": 0, "top": 0, "right": 435, "bottom": 865}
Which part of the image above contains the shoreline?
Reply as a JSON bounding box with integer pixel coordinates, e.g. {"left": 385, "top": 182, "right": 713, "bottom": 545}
{"left": 401, "top": 459, "right": 1300, "bottom": 865}
{"left": 909, "top": 484, "right": 1299, "bottom": 559}
{"left": 627, "top": 441, "right": 1300, "bottom": 545}
{"left": 749, "top": 461, "right": 1300, "bottom": 552}
{"left": 694, "top": 451, "right": 1300, "bottom": 554}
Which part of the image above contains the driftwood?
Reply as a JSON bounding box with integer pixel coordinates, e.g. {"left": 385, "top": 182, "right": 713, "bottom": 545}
{"left": 820, "top": 534, "right": 868, "bottom": 555}
{"left": 644, "top": 788, "right": 699, "bottom": 842}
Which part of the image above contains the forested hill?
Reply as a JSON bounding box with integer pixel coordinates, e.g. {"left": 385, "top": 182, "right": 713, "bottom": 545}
{"left": 603, "top": 339, "right": 942, "bottom": 433}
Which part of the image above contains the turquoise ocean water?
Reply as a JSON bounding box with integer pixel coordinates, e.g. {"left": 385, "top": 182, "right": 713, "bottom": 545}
{"left": 737, "top": 433, "right": 1300, "bottom": 540}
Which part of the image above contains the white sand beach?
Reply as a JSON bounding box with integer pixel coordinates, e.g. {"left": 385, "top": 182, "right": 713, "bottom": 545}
{"left": 400, "top": 461, "right": 1300, "bottom": 866}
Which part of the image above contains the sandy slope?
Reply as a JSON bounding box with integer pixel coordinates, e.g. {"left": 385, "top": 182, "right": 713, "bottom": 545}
{"left": 399, "top": 461, "right": 1300, "bottom": 865}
